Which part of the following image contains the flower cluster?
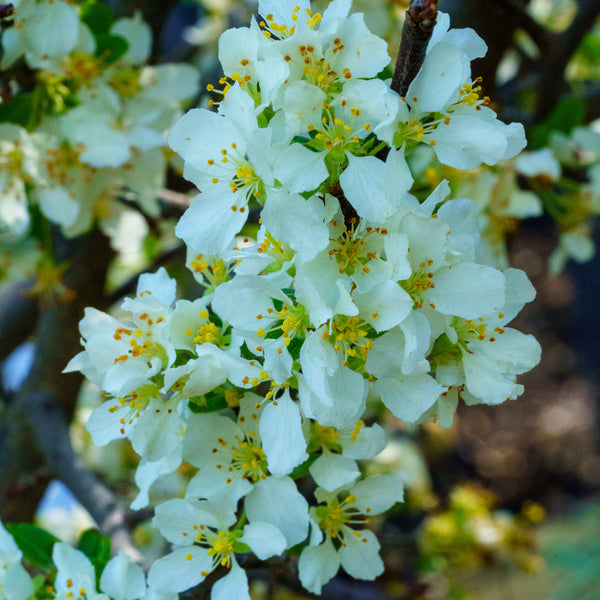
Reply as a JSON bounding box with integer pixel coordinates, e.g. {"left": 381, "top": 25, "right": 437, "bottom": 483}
{"left": 408, "top": 121, "right": 600, "bottom": 273}
{"left": 66, "top": 0, "right": 542, "bottom": 596}
{"left": 0, "top": 519, "right": 174, "bottom": 600}
{"left": 0, "top": 1, "right": 198, "bottom": 240}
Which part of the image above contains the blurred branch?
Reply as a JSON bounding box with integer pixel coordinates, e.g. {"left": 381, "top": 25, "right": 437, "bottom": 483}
{"left": 0, "top": 229, "right": 114, "bottom": 522}
{"left": 583, "top": 81, "right": 600, "bottom": 122}
{"left": 535, "top": 0, "right": 600, "bottom": 121}
{"left": 0, "top": 3, "right": 14, "bottom": 18}
{"left": 493, "top": 0, "right": 553, "bottom": 52}
{"left": 0, "top": 279, "right": 38, "bottom": 363}
{"left": 159, "top": 188, "right": 192, "bottom": 211}
{"left": 392, "top": 0, "right": 439, "bottom": 96}
{"left": 22, "top": 391, "right": 143, "bottom": 561}
{"left": 103, "top": 243, "right": 186, "bottom": 308}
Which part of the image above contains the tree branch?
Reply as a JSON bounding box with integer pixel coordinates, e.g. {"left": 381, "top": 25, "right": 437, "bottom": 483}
{"left": 103, "top": 244, "right": 186, "bottom": 308}
{"left": 493, "top": 0, "right": 553, "bottom": 52}
{"left": 0, "top": 3, "right": 13, "bottom": 19}
{"left": 22, "top": 391, "right": 144, "bottom": 562}
{"left": 0, "top": 279, "right": 38, "bottom": 363}
{"left": 391, "top": 0, "right": 439, "bottom": 96}
{"left": 534, "top": 0, "right": 600, "bottom": 121}
{"left": 0, "top": 229, "right": 114, "bottom": 522}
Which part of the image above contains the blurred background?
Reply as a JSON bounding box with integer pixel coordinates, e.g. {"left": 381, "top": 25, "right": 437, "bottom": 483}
{"left": 1, "top": 0, "right": 600, "bottom": 598}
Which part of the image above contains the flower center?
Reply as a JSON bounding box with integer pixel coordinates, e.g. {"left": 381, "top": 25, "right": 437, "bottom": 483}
{"left": 231, "top": 439, "right": 268, "bottom": 482}
{"left": 189, "top": 254, "right": 232, "bottom": 291}
{"left": 315, "top": 495, "right": 371, "bottom": 545}
{"left": 61, "top": 52, "right": 103, "bottom": 87}
{"left": 109, "top": 66, "right": 142, "bottom": 97}
{"left": 208, "top": 143, "right": 263, "bottom": 204}
{"left": 329, "top": 227, "right": 380, "bottom": 275}
{"left": 44, "top": 143, "right": 87, "bottom": 187}
{"left": 324, "top": 316, "right": 373, "bottom": 368}
{"left": 398, "top": 258, "right": 436, "bottom": 308}
{"left": 186, "top": 321, "right": 220, "bottom": 345}
{"left": 112, "top": 321, "right": 167, "bottom": 365}
{"left": 208, "top": 531, "right": 235, "bottom": 566}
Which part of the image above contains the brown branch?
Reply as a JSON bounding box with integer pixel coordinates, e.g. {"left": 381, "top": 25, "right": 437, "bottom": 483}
{"left": 21, "top": 391, "right": 144, "bottom": 561}
{"left": 103, "top": 243, "right": 186, "bottom": 308}
{"left": 391, "top": 0, "right": 439, "bottom": 96}
{"left": 0, "top": 229, "right": 114, "bottom": 522}
{"left": 0, "top": 280, "right": 38, "bottom": 363}
{"left": 0, "top": 3, "right": 13, "bottom": 19}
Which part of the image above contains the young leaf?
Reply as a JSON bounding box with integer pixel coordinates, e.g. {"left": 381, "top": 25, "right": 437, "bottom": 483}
{"left": 5, "top": 523, "right": 59, "bottom": 568}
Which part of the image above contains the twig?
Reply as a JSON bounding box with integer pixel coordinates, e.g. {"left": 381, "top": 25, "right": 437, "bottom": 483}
{"left": 0, "top": 3, "right": 13, "bottom": 19}
{"left": 391, "top": 0, "right": 438, "bottom": 96}
{"left": 103, "top": 244, "right": 186, "bottom": 308}
{"left": 21, "top": 391, "right": 144, "bottom": 563}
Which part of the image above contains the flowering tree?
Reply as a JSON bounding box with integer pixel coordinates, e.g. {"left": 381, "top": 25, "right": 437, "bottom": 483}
{"left": 0, "top": 0, "right": 599, "bottom": 598}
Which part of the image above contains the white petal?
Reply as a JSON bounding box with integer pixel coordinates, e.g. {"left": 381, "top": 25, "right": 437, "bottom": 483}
{"left": 240, "top": 522, "right": 286, "bottom": 560}
{"left": 339, "top": 528, "right": 383, "bottom": 580}
{"left": 130, "top": 452, "right": 183, "bottom": 510}
{"left": 431, "top": 113, "right": 509, "bottom": 169}
{"left": 353, "top": 280, "right": 413, "bottom": 332}
{"left": 147, "top": 547, "right": 211, "bottom": 594}
{"left": 351, "top": 475, "right": 404, "bottom": 514}
{"left": 407, "top": 42, "right": 464, "bottom": 113}
{"left": 211, "top": 559, "right": 250, "bottom": 600}
{"left": 136, "top": 267, "right": 176, "bottom": 307}
{"left": 462, "top": 349, "right": 521, "bottom": 404}
{"left": 112, "top": 14, "right": 152, "bottom": 63}
{"left": 245, "top": 477, "right": 309, "bottom": 547}
{"left": 175, "top": 190, "right": 247, "bottom": 254}
{"left": 261, "top": 190, "right": 329, "bottom": 262}
{"left": 168, "top": 109, "right": 241, "bottom": 174}
{"left": 341, "top": 423, "right": 387, "bottom": 460}
{"left": 427, "top": 262, "right": 505, "bottom": 319}
{"left": 3, "top": 563, "right": 34, "bottom": 600}
{"left": 152, "top": 498, "right": 230, "bottom": 544}
{"left": 260, "top": 391, "right": 308, "bottom": 476}
{"left": 100, "top": 554, "right": 146, "bottom": 600}
{"left": 25, "top": 1, "right": 79, "bottom": 59}
{"left": 38, "top": 187, "right": 79, "bottom": 227}
{"left": 272, "top": 143, "right": 328, "bottom": 193}
{"left": 309, "top": 451, "right": 360, "bottom": 491}
{"left": 375, "top": 372, "right": 445, "bottom": 423}
{"left": 340, "top": 155, "right": 398, "bottom": 221}
{"left": 298, "top": 538, "right": 340, "bottom": 595}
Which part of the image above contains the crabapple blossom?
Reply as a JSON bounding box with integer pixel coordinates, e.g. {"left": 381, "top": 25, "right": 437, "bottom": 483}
{"left": 61, "top": 0, "right": 545, "bottom": 596}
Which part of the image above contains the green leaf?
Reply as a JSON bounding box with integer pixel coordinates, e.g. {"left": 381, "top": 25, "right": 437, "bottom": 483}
{"left": 257, "top": 106, "right": 274, "bottom": 128}
{"left": 77, "top": 528, "right": 111, "bottom": 565}
{"left": 289, "top": 453, "right": 319, "bottom": 479}
{"left": 529, "top": 97, "right": 586, "bottom": 150}
{"left": 376, "top": 65, "right": 394, "bottom": 81}
{"left": 264, "top": 324, "right": 283, "bottom": 340}
{"left": 5, "top": 523, "right": 59, "bottom": 568}
{"left": 239, "top": 341, "right": 258, "bottom": 361}
{"left": 77, "top": 529, "right": 111, "bottom": 584}
{"left": 188, "top": 392, "right": 228, "bottom": 414}
{"left": 95, "top": 33, "right": 129, "bottom": 64}
{"left": 287, "top": 336, "right": 304, "bottom": 361}
{"left": 80, "top": 0, "right": 113, "bottom": 35}
{"left": 0, "top": 93, "right": 36, "bottom": 127}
